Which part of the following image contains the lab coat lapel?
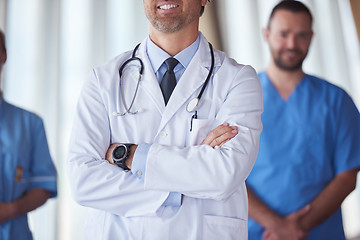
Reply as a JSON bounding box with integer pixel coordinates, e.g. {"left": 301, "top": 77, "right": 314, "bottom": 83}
{"left": 137, "top": 41, "right": 166, "bottom": 115}
{"left": 158, "top": 34, "right": 214, "bottom": 131}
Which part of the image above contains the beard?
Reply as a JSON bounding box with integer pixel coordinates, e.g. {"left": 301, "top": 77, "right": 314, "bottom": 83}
{"left": 273, "top": 49, "right": 306, "bottom": 72}
{"left": 149, "top": 16, "right": 188, "bottom": 33}
{"left": 144, "top": 2, "right": 200, "bottom": 34}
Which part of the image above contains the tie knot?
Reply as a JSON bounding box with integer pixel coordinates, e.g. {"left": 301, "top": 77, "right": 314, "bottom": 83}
{"left": 164, "top": 57, "right": 179, "bottom": 71}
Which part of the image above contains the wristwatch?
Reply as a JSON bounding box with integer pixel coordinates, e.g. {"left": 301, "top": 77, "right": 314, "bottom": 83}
{"left": 112, "top": 144, "right": 133, "bottom": 170}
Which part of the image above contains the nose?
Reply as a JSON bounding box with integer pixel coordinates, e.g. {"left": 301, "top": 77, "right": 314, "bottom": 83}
{"left": 286, "top": 35, "right": 297, "bottom": 49}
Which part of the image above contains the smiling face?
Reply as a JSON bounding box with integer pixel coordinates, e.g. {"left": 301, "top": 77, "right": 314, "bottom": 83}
{"left": 143, "top": 0, "right": 206, "bottom": 33}
{"left": 264, "top": 9, "right": 313, "bottom": 72}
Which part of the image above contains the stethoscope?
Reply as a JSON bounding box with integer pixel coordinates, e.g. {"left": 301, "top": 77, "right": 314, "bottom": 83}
{"left": 112, "top": 42, "right": 215, "bottom": 121}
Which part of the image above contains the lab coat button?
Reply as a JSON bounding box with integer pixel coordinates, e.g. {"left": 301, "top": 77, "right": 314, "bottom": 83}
{"left": 137, "top": 170, "right": 143, "bottom": 176}
{"left": 159, "top": 131, "right": 167, "bottom": 138}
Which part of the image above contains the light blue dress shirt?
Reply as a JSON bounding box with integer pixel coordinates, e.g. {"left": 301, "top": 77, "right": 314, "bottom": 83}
{"left": 131, "top": 34, "right": 200, "bottom": 207}
{"left": 0, "top": 98, "right": 57, "bottom": 240}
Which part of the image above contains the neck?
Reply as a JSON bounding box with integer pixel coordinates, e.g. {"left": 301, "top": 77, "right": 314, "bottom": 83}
{"left": 149, "top": 23, "right": 199, "bottom": 56}
{"left": 266, "top": 60, "right": 305, "bottom": 100}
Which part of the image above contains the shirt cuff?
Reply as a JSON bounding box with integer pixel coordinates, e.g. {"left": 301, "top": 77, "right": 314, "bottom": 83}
{"left": 131, "top": 143, "right": 151, "bottom": 181}
{"left": 132, "top": 143, "right": 182, "bottom": 207}
{"left": 163, "top": 192, "right": 182, "bottom": 207}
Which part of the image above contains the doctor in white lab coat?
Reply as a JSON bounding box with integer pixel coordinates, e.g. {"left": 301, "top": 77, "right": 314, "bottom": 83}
{"left": 67, "top": 0, "right": 263, "bottom": 239}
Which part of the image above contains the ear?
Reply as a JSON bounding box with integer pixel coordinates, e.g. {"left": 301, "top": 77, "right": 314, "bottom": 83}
{"left": 263, "top": 27, "right": 270, "bottom": 42}
{"left": 201, "top": 0, "right": 207, "bottom": 7}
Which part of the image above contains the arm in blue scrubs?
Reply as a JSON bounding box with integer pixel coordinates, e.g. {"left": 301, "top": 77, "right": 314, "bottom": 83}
{"left": 0, "top": 99, "right": 57, "bottom": 240}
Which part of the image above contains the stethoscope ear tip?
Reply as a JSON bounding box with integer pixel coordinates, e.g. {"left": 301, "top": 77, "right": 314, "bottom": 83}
{"left": 112, "top": 108, "right": 144, "bottom": 117}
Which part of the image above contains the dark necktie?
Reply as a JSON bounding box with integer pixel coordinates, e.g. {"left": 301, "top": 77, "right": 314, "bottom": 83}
{"left": 160, "top": 57, "right": 179, "bottom": 105}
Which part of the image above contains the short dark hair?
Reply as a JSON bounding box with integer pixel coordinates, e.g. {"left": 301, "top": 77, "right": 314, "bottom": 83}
{"left": 268, "top": 0, "right": 313, "bottom": 27}
{"left": 200, "top": 0, "right": 211, "bottom": 16}
{"left": 0, "top": 29, "right": 5, "bottom": 53}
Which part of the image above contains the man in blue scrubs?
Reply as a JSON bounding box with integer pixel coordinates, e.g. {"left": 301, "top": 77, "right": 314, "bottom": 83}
{"left": 246, "top": 1, "right": 360, "bottom": 239}
{"left": 0, "top": 29, "right": 57, "bottom": 240}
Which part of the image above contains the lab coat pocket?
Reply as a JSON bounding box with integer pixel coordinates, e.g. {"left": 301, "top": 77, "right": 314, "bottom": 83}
{"left": 187, "top": 118, "right": 214, "bottom": 146}
{"left": 202, "top": 215, "right": 247, "bottom": 240}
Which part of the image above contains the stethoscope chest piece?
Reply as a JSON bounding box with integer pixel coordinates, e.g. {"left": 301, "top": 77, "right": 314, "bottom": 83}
{"left": 187, "top": 98, "right": 199, "bottom": 112}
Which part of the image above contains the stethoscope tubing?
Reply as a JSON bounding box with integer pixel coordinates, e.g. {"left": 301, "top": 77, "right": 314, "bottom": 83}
{"left": 197, "top": 42, "right": 214, "bottom": 103}
{"left": 114, "top": 42, "right": 214, "bottom": 116}
{"left": 119, "top": 43, "right": 143, "bottom": 78}
{"left": 114, "top": 44, "right": 143, "bottom": 116}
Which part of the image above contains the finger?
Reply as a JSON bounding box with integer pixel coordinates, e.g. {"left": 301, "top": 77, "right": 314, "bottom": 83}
{"left": 209, "top": 128, "right": 238, "bottom": 148}
{"left": 290, "top": 204, "right": 311, "bottom": 220}
{"left": 201, "top": 123, "right": 230, "bottom": 145}
{"left": 263, "top": 230, "right": 269, "bottom": 238}
{"left": 209, "top": 126, "right": 237, "bottom": 147}
{"left": 296, "top": 204, "right": 311, "bottom": 218}
{"left": 207, "top": 126, "right": 236, "bottom": 147}
{"left": 265, "top": 233, "right": 277, "bottom": 240}
{"left": 219, "top": 139, "right": 229, "bottom": 148}
{"left": 262, "top": 230, "right": 272, "bottom": 240}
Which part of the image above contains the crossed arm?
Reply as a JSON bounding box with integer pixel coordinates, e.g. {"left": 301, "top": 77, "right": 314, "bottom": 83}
{"left": 247, "top": 168, "right": 358, "bottom": 240}
{"left": 105, "top": 123, "right": 238, "bottom": 169}
{"left": 0, "top": 188, "right": 51, "bottom": 224}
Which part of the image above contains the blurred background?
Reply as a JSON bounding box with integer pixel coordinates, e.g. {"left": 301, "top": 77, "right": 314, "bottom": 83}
{"left": 0, "top": 0, "right": 359, "bottom": 239}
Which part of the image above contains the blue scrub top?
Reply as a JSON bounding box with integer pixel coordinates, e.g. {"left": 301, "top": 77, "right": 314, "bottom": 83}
{"left": 247, "top": 72, "right": 360, "bottom": 240}
{"left": 0, "top": 99, "right": 57, "bottom": 240}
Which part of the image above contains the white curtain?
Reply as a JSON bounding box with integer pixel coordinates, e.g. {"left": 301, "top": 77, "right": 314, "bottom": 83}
{"left": 1, "top": 0, "right": 359, "bottom": 239}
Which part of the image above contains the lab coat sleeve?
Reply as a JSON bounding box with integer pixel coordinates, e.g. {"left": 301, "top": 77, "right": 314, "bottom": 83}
{"left": 132, "top": 143, "right": 182, "bottom": 206}
{"left": 67, "top": 69, "right": 169, "bottom": 217}
{"left": 144, "top": 64, "right": 263, "bottom": 201}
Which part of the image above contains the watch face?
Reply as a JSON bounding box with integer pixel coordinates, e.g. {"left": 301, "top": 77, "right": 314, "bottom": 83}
{"left": 113, "top": 145, "right": 127, "bottom": 160}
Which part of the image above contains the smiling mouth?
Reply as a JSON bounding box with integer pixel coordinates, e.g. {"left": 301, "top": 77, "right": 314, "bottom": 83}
{"left": 158, "top": 4, "right": 179, "bottom": 10}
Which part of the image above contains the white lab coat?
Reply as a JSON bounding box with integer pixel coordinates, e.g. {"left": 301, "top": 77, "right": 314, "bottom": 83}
{"left": 67, "top": 33, "right": 263, "bottom": 240}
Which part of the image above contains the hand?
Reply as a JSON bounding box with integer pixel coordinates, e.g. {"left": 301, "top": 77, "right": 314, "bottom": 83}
{"left": 0, "top": 202, "right": 15, "bottom": 224}
{"left": 201, "top": 123, "right": 238, "bottom": 148}
{"left": 263, "top": 205, "right": 311, "bottom": 240}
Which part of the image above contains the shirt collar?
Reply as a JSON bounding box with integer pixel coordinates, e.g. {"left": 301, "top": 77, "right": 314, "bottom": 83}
{"left": 146, "top": 33, "right": 200, "bottom": 73}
